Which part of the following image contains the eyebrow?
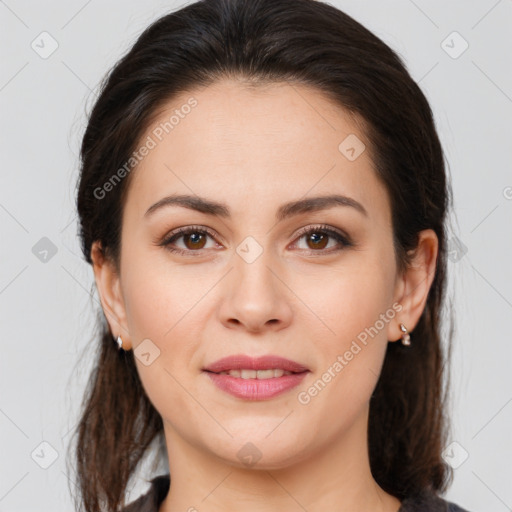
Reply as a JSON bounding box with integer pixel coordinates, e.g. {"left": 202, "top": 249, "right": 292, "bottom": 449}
{"left": 144, "top": 193, "right": 368, "bottom": 221}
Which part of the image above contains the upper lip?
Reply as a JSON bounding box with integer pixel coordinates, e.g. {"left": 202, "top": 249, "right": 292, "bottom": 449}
{"left": 203, "top": 354, "right": 310, "bottom": 373}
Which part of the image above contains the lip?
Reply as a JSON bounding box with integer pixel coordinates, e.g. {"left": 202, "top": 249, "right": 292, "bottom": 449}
{"left": 202, "top": 354, "right": 310, "bottom": 401}
{"left": 205, "top": 371, "right": 309, "bottom": 400}
{"left": 203, "top": 354, "right": 310, "bottom": 374}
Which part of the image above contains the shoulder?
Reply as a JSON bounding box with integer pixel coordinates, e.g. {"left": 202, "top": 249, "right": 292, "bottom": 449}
{"left": 398, "top": 488, "right": 472, "bottom": 512}
{"left": 121, "top": 474, "right": 170, "bottom": 512}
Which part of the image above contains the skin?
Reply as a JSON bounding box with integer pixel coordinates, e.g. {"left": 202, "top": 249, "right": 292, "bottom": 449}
{"left": 91, "top": 78, "right": 438, "bottom": 512}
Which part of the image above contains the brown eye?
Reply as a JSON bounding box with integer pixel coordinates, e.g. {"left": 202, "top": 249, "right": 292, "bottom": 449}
{"left": 182, "top": 232, "right": 207, "bottom": 250}
{"left": 159, "top": 226, "right": 219, "bottom": 256}
{"left": 293, "top": 225, "right": 352, "bottom": 254}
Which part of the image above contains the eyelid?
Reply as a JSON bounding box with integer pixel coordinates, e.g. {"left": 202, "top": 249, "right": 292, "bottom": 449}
{"left": 291, "top": 224, "right": 350, "bottom": 243}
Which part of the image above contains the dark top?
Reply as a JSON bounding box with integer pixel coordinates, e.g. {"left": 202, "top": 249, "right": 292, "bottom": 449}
{"left": 122, "top": 474, "right": 472, "bottom": 512}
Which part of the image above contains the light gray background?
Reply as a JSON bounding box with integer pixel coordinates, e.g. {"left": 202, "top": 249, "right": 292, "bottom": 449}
{"left": 1, "top": 1, "right": 511, "bottom": 511}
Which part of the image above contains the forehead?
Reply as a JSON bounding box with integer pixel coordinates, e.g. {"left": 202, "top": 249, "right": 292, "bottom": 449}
{"left": 124, "top": 78, "right": 390, "bottom": 225}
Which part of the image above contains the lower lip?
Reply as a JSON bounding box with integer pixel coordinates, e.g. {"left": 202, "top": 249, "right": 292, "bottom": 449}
{"left": 204, "top": 371, "right": 309, "bottom": 400}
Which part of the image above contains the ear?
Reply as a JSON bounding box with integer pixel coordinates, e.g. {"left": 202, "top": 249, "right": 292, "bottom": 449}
{"left": 388, "top": 229, "right": 439, "bottom": 342}
{"left": 90, "top": 241, "right": 132, "bottom": 350}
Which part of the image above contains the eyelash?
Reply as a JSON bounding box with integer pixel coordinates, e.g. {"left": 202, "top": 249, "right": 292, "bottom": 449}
{"left": 158, "top": 224, "right": 353, "bottom": 257}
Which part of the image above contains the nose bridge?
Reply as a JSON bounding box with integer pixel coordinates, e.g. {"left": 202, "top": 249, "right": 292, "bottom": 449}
{"left": 219, "top": 234, "right": 292, "bottom": 331}
{"left": 232, "top": 234, "right": 278, "bottom": 299}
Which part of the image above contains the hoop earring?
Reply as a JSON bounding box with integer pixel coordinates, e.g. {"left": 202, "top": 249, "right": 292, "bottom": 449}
{"left": 116, "top": 335, "right": 123, "bottom": 350}
{"left": 399, "top": 323, "right": 411, "bottom": 346}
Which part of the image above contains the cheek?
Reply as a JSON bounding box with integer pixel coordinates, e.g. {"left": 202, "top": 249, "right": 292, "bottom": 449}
{"left": 121, "top": 245, "right": 222, "bottom": 391}
{"left": 121, "top": 250, "right": 211, "bottom": 415}
{"left": 299, "top": 258, "right": 394, "bottom": 396}
{"left": 121, "top": 246, "right": 210, "bottom": 341}
{"left": 300, "top": 259, "right": 394, "bottom": 344}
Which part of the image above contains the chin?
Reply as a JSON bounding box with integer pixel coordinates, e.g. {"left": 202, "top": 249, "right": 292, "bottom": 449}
{"left": 206, "top": 430, "right": 311, "bottom": 470}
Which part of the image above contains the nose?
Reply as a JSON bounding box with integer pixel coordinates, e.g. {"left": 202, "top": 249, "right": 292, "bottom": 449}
{"left": 217, "top": 246, "right": 293, "bottom": 334}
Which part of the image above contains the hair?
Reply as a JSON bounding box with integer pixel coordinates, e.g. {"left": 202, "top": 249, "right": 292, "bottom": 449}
{"left": 69, "top": 0, "right": 456, "bottom": 510}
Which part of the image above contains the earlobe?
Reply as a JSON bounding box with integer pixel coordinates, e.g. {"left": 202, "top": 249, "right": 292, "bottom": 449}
{"left": 389, "top": 229, "right": 439, "bottom": 343}
{"left": 90, "top": 241, "right": 131, "bottom": 350}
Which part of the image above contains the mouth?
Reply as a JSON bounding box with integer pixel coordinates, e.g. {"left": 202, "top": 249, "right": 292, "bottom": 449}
{"left": 202, "top": 354, "right": 310, "bottom": 400}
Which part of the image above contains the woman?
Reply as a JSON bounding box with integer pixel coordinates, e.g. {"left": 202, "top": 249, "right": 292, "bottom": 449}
{"left": 69, "top": 0, "right": 471, "bottom": 510}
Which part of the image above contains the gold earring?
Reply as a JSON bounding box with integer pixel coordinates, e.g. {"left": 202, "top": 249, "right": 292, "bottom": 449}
{"left": 399, "top": 323, "right": 411, "bottom": 346}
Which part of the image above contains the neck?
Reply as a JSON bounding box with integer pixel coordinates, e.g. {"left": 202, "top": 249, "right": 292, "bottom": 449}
{"left": 158, "top": 406, "right": 401, "bottom": 512}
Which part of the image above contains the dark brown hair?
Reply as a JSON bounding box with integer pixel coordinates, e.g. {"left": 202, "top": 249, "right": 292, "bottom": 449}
{"left": 69, "top": 0, "right": 455, "bottom": 510}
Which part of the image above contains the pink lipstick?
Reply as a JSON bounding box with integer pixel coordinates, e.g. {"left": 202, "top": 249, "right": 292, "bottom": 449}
{"left": 203, "top": 354, "right": 310, "bottom": 400}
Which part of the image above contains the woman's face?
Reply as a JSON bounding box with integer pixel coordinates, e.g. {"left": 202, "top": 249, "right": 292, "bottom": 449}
{"left": 94, "top": 78, "right": 433, "bottom": 469}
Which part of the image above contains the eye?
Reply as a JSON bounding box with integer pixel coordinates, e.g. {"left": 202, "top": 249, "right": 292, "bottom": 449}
{"left": 291, "top": 224, "right": 352, "bottom": 254}
{"left": 158, "top": 223, "right": 352, "bottom": 256}
{"left": 158, "top": 225, "right": 220, "bottom": 256}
